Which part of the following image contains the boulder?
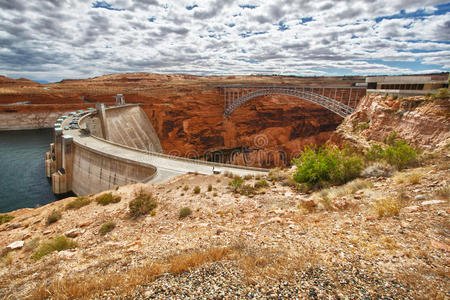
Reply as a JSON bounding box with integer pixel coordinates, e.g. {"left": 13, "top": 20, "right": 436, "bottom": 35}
{"left": 7, "top": 241, "right": 24, "bottom": 250}
{"left": 64, "top": 228, "right": 80, "bottom": 238}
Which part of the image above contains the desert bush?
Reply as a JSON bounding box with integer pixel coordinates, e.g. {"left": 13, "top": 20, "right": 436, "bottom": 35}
{"left": 208, "top": 184, "right": 213, "bottom": 192}
{"left": 129, "top": 191, "right": 157, "bottom": 218}
{"left": 46, "top": 210, "right": 62, "bottom": 225}
{"left": 382, "top": 140, "right": 418, "bottom": 170}
{"left": 374, "top": 198, "right": 400, "bottom": 217}
{"left": 254, "top": 179, "right": 268, "bottom": 189}
{"left": 366, "top": 135, "right": 418, "bottom": 170}
{"left": 32, "top": 236, "right": 77, "bottom": 260}
{"left": 435, "top": 88, "right": 449, "bottom": 99}
{"left": 193, "top": 186, "right": 201, "bottom": 194}
{"left": 292, "top": 145, "right": 363, "bottom": 189}
{"left": 239, "top": 184, "right": 258, "bottom": 196}
{"left": 179, "top": 207, "right": 192, "bottom": 219}
{"left": 183, "top": 184, "right": 189, "bottom": 191}
{"left": 0, "top": 214, "right": 14, "bottom": 225}
{"left": 244, "top": 174, "right": 253, "bottom": 180}
{"left": 65, "top": 197, "right": 91, "bottom": 210}
{"left": 213, "top": 192, "right": 218, "bottom": 197}
{"left": 99, "top": 221, "right": 116, "bottom": 235}
{"left": 95, "top": 193, "right": 121, "bottom": 206}
{"left": 229, "top": 177, "right": 244, "bottom": 191}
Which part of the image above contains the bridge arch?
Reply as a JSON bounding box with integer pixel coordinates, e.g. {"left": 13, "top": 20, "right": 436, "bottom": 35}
{"left": 222, "top": 86, "right": 364, "bottom": 118}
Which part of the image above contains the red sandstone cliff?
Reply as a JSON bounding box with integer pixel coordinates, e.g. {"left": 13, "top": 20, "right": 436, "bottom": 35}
{"left": 329, "top": 94, "right": 450, "bottom": 150}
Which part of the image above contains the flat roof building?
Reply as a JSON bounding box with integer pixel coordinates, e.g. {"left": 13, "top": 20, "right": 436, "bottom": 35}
{"left": 366, "top": 73, "right": 449, "bottom": 96}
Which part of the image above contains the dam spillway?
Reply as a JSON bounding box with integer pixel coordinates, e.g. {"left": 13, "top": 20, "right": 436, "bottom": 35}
{"left": 45, "top": 104, "right": 268, "bottom": 196}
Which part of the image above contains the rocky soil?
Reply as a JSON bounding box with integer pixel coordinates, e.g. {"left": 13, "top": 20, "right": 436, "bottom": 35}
{"left": 0, "top": 159, "right": 448, "bottom": 299}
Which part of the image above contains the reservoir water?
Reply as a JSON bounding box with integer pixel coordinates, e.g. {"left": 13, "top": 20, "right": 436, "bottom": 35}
{"left": 0, "top": 129, "right": 58, "bottom": 213}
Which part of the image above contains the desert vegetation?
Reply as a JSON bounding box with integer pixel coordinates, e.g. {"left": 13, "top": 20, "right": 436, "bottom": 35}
{"left": 129, "top": 189, "right": 157, "bottom": 218}
{"left": 95, "top": 193, "right": 121, "bottom": 205}
{"left": 65, "top": 197, "right": 91, "bottom": 210}
{"left": 46, "top": 210, "right": 62, "bottom": 225}
{"left": 32, "top": 236, "right": 77, "bottom": 260}
{"left": 0, "top": 214, "right": 13, "bottom": 225}
{"left": 99, "top": 221, "right": 116, "bottom": 235}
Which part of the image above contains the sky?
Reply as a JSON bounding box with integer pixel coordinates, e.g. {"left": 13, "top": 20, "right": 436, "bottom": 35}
{"left": 0, "top": 0, "right": 449, "bottom": 82}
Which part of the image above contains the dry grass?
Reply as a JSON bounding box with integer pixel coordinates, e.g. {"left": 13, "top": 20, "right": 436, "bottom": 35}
{"left": 373, "top": 198, "right": 400, "bottom": 217}
{"left": 393, "top": 170, "right": 424, "bottom": 185}
{"left": 30, "top": 246, "right": 232, "bottom": 300}
{"left": 317, "top": 179, "right": 373, "bottom": 200}
{"left": 168, "top": 247, "right": 230, "bottom": 274}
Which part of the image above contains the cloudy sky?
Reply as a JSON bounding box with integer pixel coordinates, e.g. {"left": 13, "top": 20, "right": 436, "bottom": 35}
{"left": 0, "top": 0, "right": 449, "bottom": 82}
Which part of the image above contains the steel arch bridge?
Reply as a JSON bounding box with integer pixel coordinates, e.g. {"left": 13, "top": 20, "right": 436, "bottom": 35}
{"left": 218, "top": 85, "right": 366, "bottom": 118}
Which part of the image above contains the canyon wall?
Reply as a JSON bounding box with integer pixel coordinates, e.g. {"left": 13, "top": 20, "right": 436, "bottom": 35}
{"left": 330, "top": 94, "right": 450, "bottom": 150}
{"left": 0, "top": 104, "right": 93, "bottom": 130}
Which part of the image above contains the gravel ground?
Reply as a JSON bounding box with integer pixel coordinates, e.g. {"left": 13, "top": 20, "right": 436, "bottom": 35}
{"left": 121, "top": 261, "right": 419, "bottom": 299}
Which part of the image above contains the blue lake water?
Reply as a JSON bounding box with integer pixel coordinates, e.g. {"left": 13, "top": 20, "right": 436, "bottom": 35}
{"left": 0, "top": 129, "right": 59, "bottom": 213}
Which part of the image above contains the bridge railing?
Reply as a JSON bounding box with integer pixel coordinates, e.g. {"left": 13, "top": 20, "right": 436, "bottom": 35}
{"left": 224, "top": 87, "right": 356, "bottom": 117}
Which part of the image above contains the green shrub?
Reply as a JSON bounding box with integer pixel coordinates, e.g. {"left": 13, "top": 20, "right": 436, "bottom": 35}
{"left": 32, "top": 236, "right": 77, "bottom": 260}
{"left": 46, "top": 210, "right": 62, "bottom": 225}
{"left": 366, "top": 134, "right": 418, "bottom": 170}
{"left": 193, "top": 186, "right": 201, "bottom": 194}
{"left": 382, "top": 140, "right": 418, "bottom": 170}
{"left": 244, "top": 174, "right": 253, "bottom": 180}
{"left": 0, "top": 214, "right": 14, "bottom": 225}
{"left": 365, "top": 144, "right": 384, "bottom": 162}
{"left": 229, "top": 177, "right": 244, "bottom": 192}
{"left": 65, "top": 197, "right": 91, "bottom": 210}
{"left": 99, "top": 221, "right": 116, "bottom": 235}
{"left": 95, "top": 193, "right": 121, "bottom": 206}
{"left": 208, "top": 184, "right": 213, "bottom": 192}
{"left": 129, "top": 191, "right": 157, "bottom": 218}
{"left": 179, "top": 207, "right": 192, "bottom": 219}
{"left": 292, "top": 145, "right": 363, "bottom": 188}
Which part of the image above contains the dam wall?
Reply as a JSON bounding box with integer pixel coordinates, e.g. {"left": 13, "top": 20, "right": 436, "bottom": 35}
{"left": 97, "top": 105, "right": 163, "bottom": 152}
{"left": 46, "top": 105, "right": 159, "bottom": 196}
{"left": 71, "top": 143, "right": 156, "bottom": 196}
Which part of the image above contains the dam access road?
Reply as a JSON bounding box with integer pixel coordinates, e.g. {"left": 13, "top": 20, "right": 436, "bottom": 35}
{"left": 53, "top": 105, "right": 268, "bottom": 196}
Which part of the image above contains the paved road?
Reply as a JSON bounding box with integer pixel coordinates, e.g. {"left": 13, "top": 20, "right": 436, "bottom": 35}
{"left": 62, "top": 114, "right": 268, "bottom": 185}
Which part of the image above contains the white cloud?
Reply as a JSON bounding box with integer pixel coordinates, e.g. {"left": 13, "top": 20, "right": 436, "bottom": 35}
{"left": 0, "top": 0, "right": 448, "bottom": 81}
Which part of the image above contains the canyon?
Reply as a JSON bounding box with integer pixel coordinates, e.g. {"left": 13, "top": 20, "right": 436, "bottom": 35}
{"left": 0, "top": 73, "right": 362, "bottom": 167}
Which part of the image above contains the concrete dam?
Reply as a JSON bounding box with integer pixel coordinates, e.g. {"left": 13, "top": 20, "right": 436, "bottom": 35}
{"left": 45, "top": 104, "right": 268, "bottom": 196}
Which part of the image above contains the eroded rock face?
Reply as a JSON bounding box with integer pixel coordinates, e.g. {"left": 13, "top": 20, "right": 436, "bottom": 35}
{"left": 142, "top": 94, "right": 342, "bottom": 168}
{"left": 330, "top": 94, "right": 450, "bottom": 150}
